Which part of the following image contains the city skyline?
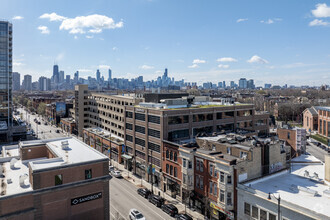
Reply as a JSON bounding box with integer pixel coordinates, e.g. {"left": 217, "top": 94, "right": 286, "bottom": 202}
{"left": 2, "top": 0, "right": 330, "bottom": 86}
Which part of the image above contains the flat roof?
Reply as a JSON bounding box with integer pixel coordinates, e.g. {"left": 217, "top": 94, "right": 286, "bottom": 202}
{"left": 0, "top": 137, "right": 108, "bottom": 197}
{"left": 245, "top": 155, "right": 329, "bottom": 218}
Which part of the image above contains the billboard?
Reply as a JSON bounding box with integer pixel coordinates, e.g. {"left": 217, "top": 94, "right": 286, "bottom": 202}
{"left": 56, "top": 102, "right": 66, "bottom": 117}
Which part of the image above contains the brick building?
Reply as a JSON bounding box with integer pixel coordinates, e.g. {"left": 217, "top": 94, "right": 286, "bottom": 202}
{"left": 0, "top": 137, "right": 110, "bottom": 219}
{"left": 277, "top": 127, "right": 306, "bottom": 157}
{"left": 318, "top": 107, "right": 330, "bottom": 137}
{"left": 302, "top": 106, "right": 320, "bottom": 132}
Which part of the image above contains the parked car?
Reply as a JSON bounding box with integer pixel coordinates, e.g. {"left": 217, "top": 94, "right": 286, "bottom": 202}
{"left": 128, "top": 209, "right": 145, "bottom": 220}
{"left": 44, "top": 122, "right": 48, "bottom": 125}
{"left": 109, "top": 165, "right": 115, "bottom": 172}
{"left": 161, "top": 203, "right": 178, "bottom": 217}
{"left": 176, "top": 214, "right": 193, "bottom": 220}
{"left": 56, "top": 130, "right": 60, "bottom": 133}
{"left": 148, "top": 194, "right": 164, "bottom": 207}
{"left": 137, "top": 188, "right": 151, "bottom": 198}
{"left": 111, "top": 170, "right": 122, "bottom": 178}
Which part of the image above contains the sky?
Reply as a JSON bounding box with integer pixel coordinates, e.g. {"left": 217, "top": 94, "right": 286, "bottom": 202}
{"left": 1, "top": 0, "right": 330, "bottom": 86}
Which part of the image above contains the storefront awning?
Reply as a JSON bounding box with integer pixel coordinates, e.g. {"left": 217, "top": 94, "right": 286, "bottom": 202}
{"left": 121, "top": 154, "right": 132, "bottom": 160}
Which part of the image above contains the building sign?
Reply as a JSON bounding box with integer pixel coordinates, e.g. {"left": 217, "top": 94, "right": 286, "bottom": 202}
{"left": 71, "top": 192, "right": 102, "bottom": 206}
{"left": 135, "top": 108, "right": 145, "bottom": 113}
{"left": 210, "top": 201, "right": 234, "bottom": 219}
{"left": 56, "top": 102, "right": 66, "bottom": 117}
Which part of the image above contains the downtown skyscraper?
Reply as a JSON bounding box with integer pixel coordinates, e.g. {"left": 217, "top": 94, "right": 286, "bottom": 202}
{"left": 0, "top": 21, "right": 13, "bottom": 140}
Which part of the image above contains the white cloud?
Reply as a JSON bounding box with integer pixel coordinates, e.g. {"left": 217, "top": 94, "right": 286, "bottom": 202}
{"left": 39, "top": 12, "right": 67, "bottom": 21}
{"left": 86, "top": 35, "right": 94, "bottom": 39}
{"left": 261, "top": 19, "right": 274, "bottom": 24}
{"left": 99, "top": 64, "right": 111, "bottom": 69}
{"left": 312, "top": 3, "right": 330, "bottom": 18}
{"left": 192, "top": 59, "right": 206, "bottom": 64}
{"left": 59, "top": 14, "right": 123, "bottom": 34}
{"left": 37, "top": 26, "right": 50, "bottom": 34}
{"left": 13, "top": 62, "right": 25, "bottom": 67}
{"left": 218, "top": 64, "right": 229, "bottom": 69}
{"left": 112, "top": 47, "right": 118, "bottom": 51}
{"left": 217, "top": 57, "right": 237, "bottom": 62}
{"left": 139, "top": 65, "right": 154, "bottom": 70}
{"left": 309, "top": 19, "right": 330, "bottom": 26}
{"left": 247, "top": 55, "right": 269, "bottom": 64}
{"left": 13, "top": 16, "right": 24, "bottom": 20}
{"left": 236, "top": 18, "right": 248, "bottom": 23}
{"left": 188, "top": 64, "right": 199, "bottom": 68}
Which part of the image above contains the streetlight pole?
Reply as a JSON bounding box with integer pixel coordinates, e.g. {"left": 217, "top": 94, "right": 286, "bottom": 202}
{"left": 268, "top": 192, "right": 281, "bottom": 220}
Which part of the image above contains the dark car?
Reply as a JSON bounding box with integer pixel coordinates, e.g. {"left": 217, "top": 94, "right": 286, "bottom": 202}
{"left": 161, "top": 203, "right": 178, "bottom": 217}
{"left": 176, "top": 214, "right": 193, "bottom": 220}
{"left": 137, "top": 188, "right": 151, "bottom": 198}
{"left": 148, "top": 194, "right": 164, "bottom": 207}
{"left": 56, "top": 130, "right": 60, "bottom": 133}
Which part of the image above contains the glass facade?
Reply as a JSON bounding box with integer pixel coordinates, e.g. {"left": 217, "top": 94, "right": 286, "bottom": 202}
{"left": 0, "top": 21, "right": 12, "bottom": 127}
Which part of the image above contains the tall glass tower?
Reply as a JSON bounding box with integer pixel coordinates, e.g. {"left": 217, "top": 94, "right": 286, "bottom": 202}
{"left": 0, "top": 21, "right": 13, "bottom": 132}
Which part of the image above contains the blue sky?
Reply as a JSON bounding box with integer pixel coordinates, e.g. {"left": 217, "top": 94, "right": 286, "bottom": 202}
{"left": 2, "top": 0, "right": 330, "bottom": 86}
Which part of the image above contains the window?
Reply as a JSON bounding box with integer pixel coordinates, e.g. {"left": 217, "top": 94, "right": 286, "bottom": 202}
{"left": 126, "top": 123, "right": 133, "bottom": 130}
{"left": 196, "top": 175, "right": 199, "bottom": 188}
{"left": 135, "top": 137, "right": 145, "bottom": 147}
{"left": 174, "top": 152, "right": 177, "bottom": 161}
{"left": 287, "top": 132, "right": 290, "bottom": 139}
{"left": 168, "top": 115, "right": 189, "bottom": 125}
{"left": 183, "top": 158, "right": 187, "bottom": 168}
{"left": 260, "top": 209, "right": 267, "bottom": 220}
{"left": 85, "top": 169, "right": 92, "bottom": 179}
{"left": 55, "top": 174, "right": 63, "bottom": 185}
{"left": 125, "top": 111, "right": 133, "bottom": 118}
{"left": 148, "top": 115, "right": 160, "bottom": 124}
{"left": 240, "top": 151, "right": 248, "bottom": 159}
{"left": 220, "top": 172, "right": 224, "bottom": 183}
{"left": 188, "top": 175, "right": 192, "bottom": 186}
{"left": 210, "top": 182, "right": 213, "bottom": 194}
{"left": 227, "top": 175, "right": 232, "bottom": 184}
{"left": 168, "top": 129, "right": 189, "bottom": 140}
{"left": 200, "top": 176, "right": 203, "bottom": 189}
{"left": 135, "top": 112, "right": 145, "bottom": 121}
{"left": 227, "top": 192, "right": 232, "bottom": 205}
{"left": 135, "top": 125, "right": 145, "bottom": 134}
{"left": 188, "top": 161, "right": 192, "bottom": 169}
{"left": 148, "top": 128, "right": 160, "bottom": 138}
{"left": 244, "top": 203, "right": 251, "bottom": 216}
{"left": 148, "top": 142, "right": 160, "bottom": 153}
{"left": 183, "top": 173, "right": 187, "bottom": 184}
{"left": 227, "top": 147, "right": 231, "bottom": 154}
{"left": 170, "top": 165, "right": 173, "bottom": 175}
{"left": 214, "top": 183, "right": 217, "bottom": 196}
{"left": 197, "top": 160, "right": 200, "bottom": 171}
{"left": 252, "top": 206, "right": 258, "bottom": 219}
{"left": 269, "top": 213, "right": 276, "bottom": 220}
{"left": 174, "top": 167, "right": 177, "bottom": 177}
{"left": 126, "top": 135, "right": 133, "bottom": 142}
{"left": 220, "top": 190, "right": 225, "bottom": 202}
{"left": 209, "top": 164, "right": 213, "bottom": 176}
{"left": 166, "top": 150, "right": 169, "bottom": 158}
{"left": 170, "top": 151, "right": 173, "bottom": 160}
{"left": 166, "top": 164, "right": 169, "bottom": 173}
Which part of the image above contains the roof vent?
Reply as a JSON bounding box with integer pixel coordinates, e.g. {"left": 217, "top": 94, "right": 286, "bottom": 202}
{"left": 10, "top": 158, "right": 19, "bottom": 170}
{"left": 61, "top": 140, "right": 70, "bottom": 150}
{"left": 19, "top": 174, "right": 29, "bottom": 188}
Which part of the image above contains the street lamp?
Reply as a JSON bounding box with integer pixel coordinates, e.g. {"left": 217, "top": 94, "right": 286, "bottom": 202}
{"left": 268, "top": 192, "right": 281, "bottom": 220}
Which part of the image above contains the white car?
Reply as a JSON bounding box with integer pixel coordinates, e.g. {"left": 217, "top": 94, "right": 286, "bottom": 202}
{"left": 111, "top": 170, "right": 122, "bottom": 178}
{"left": 129, "top": 209, "right": 145, "bottom": 220}
{"left": 109, "top": 165, "right": 115, "bottom": 172}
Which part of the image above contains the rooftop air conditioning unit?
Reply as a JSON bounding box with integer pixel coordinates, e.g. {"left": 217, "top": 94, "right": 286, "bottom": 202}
{"left": 61, "top": 140, "right": 70, "bottom": 150}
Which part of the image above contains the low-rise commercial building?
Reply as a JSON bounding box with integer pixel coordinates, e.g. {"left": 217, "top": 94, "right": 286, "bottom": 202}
{"left": 277, "top": 127, "right": 306, "bottom": 157}
{"left": 60, "top": 117, "right": 77, "bottom": 135}
{"left": 0, "top": 137, "right": 110, "bottom": 219}
{"left": 318, "top": 106, "right": 330, "bottom": 137}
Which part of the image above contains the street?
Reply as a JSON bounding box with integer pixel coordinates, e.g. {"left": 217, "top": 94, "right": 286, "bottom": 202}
{"left": 110, "top": 176, "right": 175, "bottom": 220}
{"left": 18, "top": 107, "right": 66, "bottom": 140}
{"left": 306, "top": 141, "right": 327, "bottom": 163}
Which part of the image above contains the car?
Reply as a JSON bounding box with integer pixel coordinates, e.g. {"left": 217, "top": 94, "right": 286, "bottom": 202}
{"left": 176, "top": 214, "right": 193, "bottom": 220}
{"left": 111, "top": 170, "right": 122, "bottom": 178}
{"left": 56, "top": 130, "right": 60, "bottom": 133}
{"left": 161, "top": 203, "right": 178, "bottom": 217}
{"left": 128, "top": 209, "right": 145, "bottom": 220}
{"left": 137, "top": 188, "right": 151, "bottom": 198}
{"left": 148, "top": 194, "right": 164, "bottom": 207}
{"left": 44, "top": 122, "right": 48, "bottom": 125}
{"left": 109, "top": 165, "right": 115, "bottom": 172}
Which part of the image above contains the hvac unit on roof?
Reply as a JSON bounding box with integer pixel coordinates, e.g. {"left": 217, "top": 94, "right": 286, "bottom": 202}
{"left": 10, "top": 158, "right": 19, "bottom": 170}
{"left": 19, "top": 173, "right": 29, "bottom": 188}
{"left": 61, "top": 140, "right": 70, "bottom": 150}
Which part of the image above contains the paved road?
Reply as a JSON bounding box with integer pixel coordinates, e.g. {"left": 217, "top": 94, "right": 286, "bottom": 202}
{"left": 110, "top": 176, "right": 175, "bottom": 220}
{"left": 18, "top": 107, "right": 66, "bottom": 140}
{"left": 306, "top": 142, "right": 327, "bottom": 162}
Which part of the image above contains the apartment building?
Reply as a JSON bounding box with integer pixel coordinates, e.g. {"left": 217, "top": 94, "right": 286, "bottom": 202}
{"left": 278, "top": 127, "right": 306, "bottom": 157}
{"left": 190, "top": 134, "right": 288, "bottom": 219}
{"left": 318, "top": 107, "right": 330, "bottom": 137}
{"left": 0, "top": 137, "right": 111, "bottom": 219}
{"left": 75, "top": 84, "right": 89, "bottom": 137}
{"left": 124, "top": 97, "right": 270, "bottom": 195}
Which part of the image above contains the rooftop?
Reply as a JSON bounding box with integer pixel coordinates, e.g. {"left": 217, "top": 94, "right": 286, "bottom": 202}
{"left": 84, "top": 127, "right": 124, "bottom": 143}
{"left": 244, "top": 154, "right": 330, "bottom": 218}
{"left": 0, "top": 137, "right": 108, "bottom": 197}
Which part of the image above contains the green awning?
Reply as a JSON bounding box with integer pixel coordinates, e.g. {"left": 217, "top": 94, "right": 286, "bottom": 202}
{"left": 121, "top": 154, "right": 132, "bottom": 160}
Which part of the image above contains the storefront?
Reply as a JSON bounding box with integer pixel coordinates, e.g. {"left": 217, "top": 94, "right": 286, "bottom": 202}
{"left": 210, "top": 201, "right": 234, "bottom": 220}
{"left": 121, "top": 154, "right": 133, "bottom": 171}
{"left": 164, "top": 175, "right": 180, "bottom": 198}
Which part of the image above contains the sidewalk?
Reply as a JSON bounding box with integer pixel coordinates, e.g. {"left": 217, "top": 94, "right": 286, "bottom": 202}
{"left": 111, "top": 160, "right": 205, "bottom": 220}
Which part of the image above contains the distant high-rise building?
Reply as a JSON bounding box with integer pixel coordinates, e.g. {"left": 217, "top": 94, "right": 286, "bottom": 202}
{"left": 108, "top": 69, "right": 112, "bottom": 81}
{"left": 66, "top": 75, "right": 70, "bottom": 84}
{"left": 96, "top": 69, "right": 101, "bottom": 82}
{"left": 239, "top": 78, "right": 247, "bottom": 89}
{"left": 74, "top": 71, "right": 79, "bottom": 83}
{"left": 38, "top": 76, "right": 50, "bottom": 91}
{"left": 46, "top": 78, "right": 51, "bottom": 91}
{"left": 247, "top": 79, "right": 255, "bottom": 89}
{"left": 59, "top": 70, "right": 64, "bottom": 83}
{"left": 22, "top": 74, "right": 32, "bottom": 91}
{"left": 230, "top": 81, "right": 235, "bottom": 88}
{"left": 12, "top": 72, "right": 20, "bottom": 91}
{"left": 0, "top": 21, "right": 13, "bottom": 132}
{"left": 164, "top": 68, "right": 168, "bottom": 78}
{"left": 218, "top": 82, "right": 223, "bottom": 88}
{"left": 264, "top": 83, "right": 272, "bottom": 89}
{"left": 53, "top": 64, "right": 59, "bottom": 83}
{"left": 223, "top": 81, "right": 226, "bottom": 88}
